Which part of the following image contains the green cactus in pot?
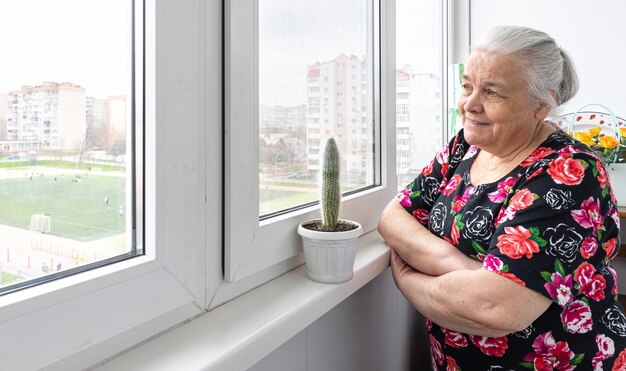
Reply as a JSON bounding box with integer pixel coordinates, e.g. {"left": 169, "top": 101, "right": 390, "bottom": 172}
{"left": 321, "top": 137, "right": 340, "bottom": 230}
{"left": 297, "top": 136, "right": 363, "bottom": 283}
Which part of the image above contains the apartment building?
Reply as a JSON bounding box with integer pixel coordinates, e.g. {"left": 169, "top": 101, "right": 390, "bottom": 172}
{"left": 5, "top": 82, "right": 86, "bottom": 152}
{"left": 0, "top": 93, "right": 6, "bottom": 141}
{"left": 305, "top": 53, "right": 371, "bottom": 182}
{"left": 396, "top": 66, "right": 442, "bottom": 178}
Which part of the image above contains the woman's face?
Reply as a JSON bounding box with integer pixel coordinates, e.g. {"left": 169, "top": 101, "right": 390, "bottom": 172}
{"left": 458, "top": 50, "right": 549, "bottom": 155}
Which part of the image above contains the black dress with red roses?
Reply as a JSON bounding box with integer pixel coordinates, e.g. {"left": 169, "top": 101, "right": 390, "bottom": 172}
{"left": 397, "top": 129, "right": 626, "bottom": 370}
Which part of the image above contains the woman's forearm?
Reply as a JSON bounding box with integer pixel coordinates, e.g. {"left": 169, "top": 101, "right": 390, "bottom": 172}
{"left": 378, "top": 200, "right": 480, "bottom": 275}
{"left": 390, "top": 251, "right": 551, "bottom": 337}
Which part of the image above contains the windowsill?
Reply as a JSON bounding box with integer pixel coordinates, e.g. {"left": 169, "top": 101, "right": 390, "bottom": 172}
{"left": 93, "top": 230, "right": 390, "bottom": 371}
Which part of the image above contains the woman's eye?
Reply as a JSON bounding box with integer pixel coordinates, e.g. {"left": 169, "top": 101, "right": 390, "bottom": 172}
{"left": 462, "top": 84, "right": 471, "bottom": 91}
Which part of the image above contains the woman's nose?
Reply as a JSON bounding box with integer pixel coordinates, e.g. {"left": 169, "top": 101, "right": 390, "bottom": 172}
{"left": 462, "top": 91, "right": 483, "bottom": 113}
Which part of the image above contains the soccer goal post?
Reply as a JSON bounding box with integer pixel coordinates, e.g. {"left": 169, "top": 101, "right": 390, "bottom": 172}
{"left": 29, "top": 214, "right": 51, "bottom": 233}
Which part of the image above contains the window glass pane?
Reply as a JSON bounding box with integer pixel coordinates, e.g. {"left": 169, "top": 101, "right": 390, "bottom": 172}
{"left": 0, "top": 0, "right": 139, "bottom": 293}
{"left": 395, "top": 0, "right": 443, "bottom": 188}
{"left": 259, "top": 0, "right": 375, "bottom": 217}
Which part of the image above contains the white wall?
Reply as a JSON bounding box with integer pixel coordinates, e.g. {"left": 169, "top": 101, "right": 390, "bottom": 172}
{"left": 250, "top": 270, "right": 431, "bottom": 371}
{"left": 470, "top": 0, "right": 626, "bottom": 118}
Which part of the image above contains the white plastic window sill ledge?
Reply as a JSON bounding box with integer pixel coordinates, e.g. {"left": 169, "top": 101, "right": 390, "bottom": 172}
{"left": 93, "top": 231, "right": 390, "bottom": 371}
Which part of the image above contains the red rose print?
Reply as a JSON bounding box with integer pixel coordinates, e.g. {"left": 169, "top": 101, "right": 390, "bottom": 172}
{"left": 488, "top": 176, "right": 517, "bottom": 203}
{"left": 526, "top": 168, "right": 544, "bottom": 181}
{"left": 610, "top": 187, "right": 618, "bottom": 205}
{"left": 450, "top": 220, "right": 460, "bottom": 245}
{"left": 422, "top": 159, "right": 434, "bottom": 176}
{"left": 424, "top": 317, "right": 433, "bottom": 331}
{"left": 438, "top": 179, "right": 448, "bottom": 195}
{"left": 597, "top": 160, "right": 609, "bottom": 189}
{"left": 446, "top": 355, "right": 460, "bottom": 371}
{"left": 547, "top": 156, "right": 585, "bottom": 185}
{"left": 441, "top": 327, "right": 468, "bottom": 348}
{"left": 544, "top": 272, "right": 574, "bottom": 307}
{"left": 429, "top": 334, "right": 444, "bottom": 366}
{"left": 558, "top": 145, "right": 584, "bottom": 157}
{"left": 436, "top": 145, "right": 449, "bottom": 164}
{"left": 586, "top": 275, "right": 606, "bottom": 301}
{"left": 609, "top": 266, "right": 619, "bottom": 296}
{"left": 495, "top": 207, "right": 516, "bottom": 226}
{"left": 593, "top": 356, "right": 604, "bottom": 370}
{"left": 464, "top": 145, "right": 478, "bottom": 159}
{"left": 496, "top": 226, "right": 540, "bottom": 259}
{"left": 613, "top": 348, "right": 626, "bottom": 371}
{"left": 396, "top": 187, "right": 412, "bottom": 207}
{"left": 412, "top": 209, "right": 430, "bottom": 226}
{"left": 574, "top": 262, "right": 606, "bottom": 301}
{"left": 571, "top": 197, "right": 604, "bottom": 231}
{"left": 498, "top": 271, "right": 526, "bottom": 286}
{"left": 580, "top": 237, "right": 598, "bottom": 259}
{"left": 604, "top": 238, "right": 618, "bottom": 259}
{"left": 443, "top": 174, "right": 462, "bottom": 196}
{"left": 574, "top": 262, "right": 595, "bottom": 282}
{"left": 440, "top": 162, "right": 449, "bottom": 177}
{"left": 509, "top": 188, "right": 536, "bottom": 211}
{"left": 561, "top": 300, "right": 593, "bottom": 333}
{"left": 592, "top": 334, "right": 615, "bottom": 365}
{"left": 450, "top": 225, "right": 461, "bottom": 246}
{"left": 482, "top": 254, "right": 503, "bottom": 272}
{"left": 610, "top": 208, "right": 621, "bottom": 227}
{"left": 521, "top": 146, "right": 553, "bottom": 167}
{"left": 523, "top": 331, "right": 575, "bottom": 370}
{"left": 452, "top": 186, "right": 474, "bottom": 212}
{"left": 470, "top": 335, "right": 508, "bottom": 357}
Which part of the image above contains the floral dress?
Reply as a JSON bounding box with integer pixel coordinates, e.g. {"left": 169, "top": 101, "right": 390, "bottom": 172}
{"left": 397, "top": 129, "right": 626, "bottom": 370}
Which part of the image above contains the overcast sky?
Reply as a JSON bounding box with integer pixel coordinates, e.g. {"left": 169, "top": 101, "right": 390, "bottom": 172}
{"left": 0, "top": 0, "right": 439, "bottom": 103}
{"left": 0, "top": 0, "right": 130, "bottom": 98}
{"left": 259, "top": 0, "right": 441, "bottom": 106}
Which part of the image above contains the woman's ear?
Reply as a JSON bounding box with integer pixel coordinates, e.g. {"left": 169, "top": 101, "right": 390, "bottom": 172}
{"left": 534, "top": 88, "right": 557, "bottom": 121}
{"left": 535, "top": 103, "right": 551, "bottom": 121}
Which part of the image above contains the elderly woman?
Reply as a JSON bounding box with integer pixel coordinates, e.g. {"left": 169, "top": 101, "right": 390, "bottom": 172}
{"left": 379, "top": 25, "right": 626, "bottom": 370}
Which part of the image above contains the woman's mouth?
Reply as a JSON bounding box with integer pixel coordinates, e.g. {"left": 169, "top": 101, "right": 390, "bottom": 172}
{"left": 466, "top": 118, "right": 489, "bottom": 126}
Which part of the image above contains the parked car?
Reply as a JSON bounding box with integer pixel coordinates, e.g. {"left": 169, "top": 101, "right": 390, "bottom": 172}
{"left": 288, "top": 171, "right": 307, "bottom": 180}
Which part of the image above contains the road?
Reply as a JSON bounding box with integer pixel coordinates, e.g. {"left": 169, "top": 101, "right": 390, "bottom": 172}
{"left": 0, "top": 222, "right": 128, "bottom": 285}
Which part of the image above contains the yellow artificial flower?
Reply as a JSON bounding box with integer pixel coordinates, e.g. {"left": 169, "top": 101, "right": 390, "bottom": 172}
{"left": 598, "top": 135, "right": 619, "bottom": 149}
{"left": 573, "top": 131, "right": 595, "bottom": 147}
{"left": 620, "top": 127, "right": 626, "bottom": 138}
{"left": 588, "top": 126, "right": 602, "bottom": 137}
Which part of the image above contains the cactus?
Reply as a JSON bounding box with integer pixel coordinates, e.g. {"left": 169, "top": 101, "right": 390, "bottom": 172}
{"left": 321, "top": 137, "right": 340, "bottom": 230}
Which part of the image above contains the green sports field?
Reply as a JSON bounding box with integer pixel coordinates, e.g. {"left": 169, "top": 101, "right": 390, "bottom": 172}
{"left": 0, "top": 171, "right": 126, "bottom": 241}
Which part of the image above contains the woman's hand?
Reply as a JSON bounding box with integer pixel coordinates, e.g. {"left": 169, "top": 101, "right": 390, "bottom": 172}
{"left": 390, "top": 249, "right": 417, "bottom": 283}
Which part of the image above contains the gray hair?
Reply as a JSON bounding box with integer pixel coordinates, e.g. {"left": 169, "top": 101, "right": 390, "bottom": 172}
{"left": 472, "top": 25, "right": 579, "bottom": 118}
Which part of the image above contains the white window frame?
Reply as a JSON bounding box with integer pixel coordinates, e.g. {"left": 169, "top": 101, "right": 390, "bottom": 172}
{"left": 224, "top": 0, "right": 398, "bottom": 282}
{"left": 0, "top": 1, "right": 218, "bottom": 369}
{"left": 0, "top": 0, "right": 462, "bottom": 367}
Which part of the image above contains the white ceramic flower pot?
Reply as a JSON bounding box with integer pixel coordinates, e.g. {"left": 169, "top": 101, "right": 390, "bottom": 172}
{"left": 297, "top": 219, "right": 363, "bottom": 284}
